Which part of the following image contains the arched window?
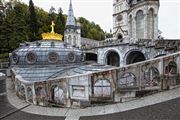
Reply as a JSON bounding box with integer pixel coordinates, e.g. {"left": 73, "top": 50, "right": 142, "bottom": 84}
{"left": 117, "top": 34, "right": 123, "bottom": 39}
{"left": 36, "top": 87, "right": 46, "bottom": 98}
{"left": 65, "top": 36, "right": 67, "bottom": 42}
{"left": 144, "top": 67, "right": 159, "bottom": 86}
{"left": 27, "top": 87, "right": 33, "bottom": 103}
{"left": 73, "top": 36, "right": 76, "bottom": 45}
{"left": 94, "top": 79, "right": 111, "bottom": 98}
{"left": 51, "top": 86, "right": 64, "bottom": 104}
{"left": 18, "top": 85, "right": 25, "bottom": 100}
{"left": 118, "top": 73, "right": 136, "bottom": 88}
{"left": 165, "top": 61, "right": 177, "bottom": 74}
{"left": 147, "top": 8, "right": 154, "bottom": 39}
{"left": 68, "top": 35, "right": 72, "bottom": 44}
{"left": 136, "top": 10, "right": 144, "bottom": 39}
{"left": 106, "top": 50, "right": 120, "bottom": 67}
{"left": 126, "top": 50, "right": 146, "bottom": 65}
{"left": 129, "top": 15, "right": 133, "bottom": 37}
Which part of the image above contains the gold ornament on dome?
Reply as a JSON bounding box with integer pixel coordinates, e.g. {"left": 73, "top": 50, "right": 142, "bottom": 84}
{"left": 41, "top": 21, "right": 63, "bottom": 41}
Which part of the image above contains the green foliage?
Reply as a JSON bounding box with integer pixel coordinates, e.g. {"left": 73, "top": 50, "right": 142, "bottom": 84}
{"left": 0, "top": 0, "right": 105, "bottom": 55}
{"left": 55, "top": 8, "right": 66, "bottom": 35}
{"left": 78, "top": 17, "right": 105, "bottom": 41}
{"left": 29, "top": 0, "right": 39, "bottom": 41}
{"left": 0, "top": 53, "right": 9, "bottom": 59}
{"left": 0, "top": 2, "right": 28, "bottom": 53}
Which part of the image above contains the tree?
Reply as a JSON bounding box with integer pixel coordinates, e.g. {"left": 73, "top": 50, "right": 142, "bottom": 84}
{"left": 29, "top": 0, "right": 38, "bottom": 41}
{"left": 0, "top": 1, "right": 105, "bottom": 54}
{"left": 78, "top": 17, "right": 105, "bottom": 41}
{"left": 0, "top": 2, "right": 28, "bottom": 52}
{"left": 55, "top": 7, "right": 65, "bottom": 35}
{"left": 49, "top": 6, "right": 56, "bottom": 21}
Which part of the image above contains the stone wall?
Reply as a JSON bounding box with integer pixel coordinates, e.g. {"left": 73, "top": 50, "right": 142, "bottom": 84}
{"left": 0, "top": 73, "right": 6, "bottom": 95}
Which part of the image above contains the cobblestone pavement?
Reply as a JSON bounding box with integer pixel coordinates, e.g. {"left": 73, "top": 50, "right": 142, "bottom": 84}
{"left": 80, "top": 97, "right": 180, "bottom": 120}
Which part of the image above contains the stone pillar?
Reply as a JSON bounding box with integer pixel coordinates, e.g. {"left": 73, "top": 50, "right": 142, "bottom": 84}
{"left": 154, "top": 14, "right": 158, "bottom": 39}
{"left": 0, "top": 73, "right": 6, "bottom": 95}
{"left": 97, "top": 49, "right": 104, "bottom": 64}
{"left": 32, "top": 84, "right": 37, "bottom": 105}
{"left": 132, "top": 16, "right": 136, "bottom": 39}
{"left": 144, "top": 13, "right": 148, "bottom": 39}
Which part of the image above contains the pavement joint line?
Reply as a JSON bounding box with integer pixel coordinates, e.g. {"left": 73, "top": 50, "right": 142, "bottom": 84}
{"left": 0, "top": 104, "right": 31, "bottom": 120}
{"left": 64, "top": 107, "right": 71, "bottom": 116}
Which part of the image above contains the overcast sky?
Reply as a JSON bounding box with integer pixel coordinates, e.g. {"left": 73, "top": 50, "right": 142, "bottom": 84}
{"left": 18, "top": 0, "right": 179, "bottom": 39}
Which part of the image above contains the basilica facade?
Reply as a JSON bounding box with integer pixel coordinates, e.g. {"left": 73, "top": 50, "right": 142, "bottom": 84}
{"left": 113, "top": 0, "right": 159, "bottom": 42}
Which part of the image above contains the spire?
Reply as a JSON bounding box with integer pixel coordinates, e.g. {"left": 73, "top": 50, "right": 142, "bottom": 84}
{"left": 66, "top": 0, "right": 75, "bottom": 26}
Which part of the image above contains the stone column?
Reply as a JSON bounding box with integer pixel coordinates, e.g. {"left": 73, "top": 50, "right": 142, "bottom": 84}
{"left": 154, "top": 14, "right": 158, "bottom": 39}
{"left": 144, "top": 13, "right": 148, "bottom": 39}
{"left": 32, "top": 84, "right": 37, "bottom": 105}
{"left": 0, "top": 73, "right": 6, "bottom": 95}
{"left": 132, "top": 16, "right": 136, "bottom": 39}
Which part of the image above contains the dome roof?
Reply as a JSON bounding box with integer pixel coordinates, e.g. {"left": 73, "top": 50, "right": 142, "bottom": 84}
{"left": 10, "top": 40, "right": 84, "bottom": 66}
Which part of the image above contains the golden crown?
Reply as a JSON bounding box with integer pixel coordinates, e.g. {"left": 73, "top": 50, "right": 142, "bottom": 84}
{"left": 41, "top": 21, "right": 63, "bottom": 41}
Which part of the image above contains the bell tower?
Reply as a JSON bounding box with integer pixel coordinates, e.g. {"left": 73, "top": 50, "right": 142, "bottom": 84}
{"left": 64, "top": 0, "right": 81, "bottom": 48}
{"left": 113, "top": 0, "right": 129, "bottom": 40}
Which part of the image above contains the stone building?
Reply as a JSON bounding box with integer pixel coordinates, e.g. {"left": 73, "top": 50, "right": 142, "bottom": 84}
{"left": 64, "top": 0, "right": 81, "bottom": 48}
{"left": 113, "top": 0, "right": 159, "bottom": 42}
{"left": 8, "top": 0, "right": 180, "bottom": 108}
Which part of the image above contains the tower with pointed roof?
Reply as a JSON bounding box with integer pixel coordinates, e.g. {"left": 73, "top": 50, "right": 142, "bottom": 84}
{"left": 64, "top": 0, "right": 81, "bottom": 48}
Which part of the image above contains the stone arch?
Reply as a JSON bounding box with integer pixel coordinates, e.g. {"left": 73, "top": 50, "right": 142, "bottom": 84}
{"left": 104, "top": 49, "right": 120, "bottom": 67}
{"left": 147, "top": 8, "right": 155, "bottom": 39}
{"left": 51, "top": 85, "right": 64, "bottom": 105}
{"left": 125, "top": 49, "right": 146, "bottom": 65}
{"left": 144, "top": 67, "right": 160, "bottom": 86}
{"left": 85, "top": 52, "right": 97, "bottom": 62}
{"left": 117, "top": 33, "right": 123, "bottom": 39}
{"left": 118, "top": 73, "right": 136, "bottom": 88}
{"left": 93, "top": 79, "right": 112, "bottom": 98}
{"left": 165, "top": 61, "right": 177, "bottom": 75}
{"left": 27, "top": 87, "right": 33, "bottom": 103}
{"left": 148, "top": 7, "right": 158, "bottom": 15}
{"left": 18, "top": 85, "right": 25, "bottom": 100}
{"left": 136, "top": 10, "right": 144, "bottom": 39}
{"left": 35, "top": 86, "right": 46, "bottom": 105}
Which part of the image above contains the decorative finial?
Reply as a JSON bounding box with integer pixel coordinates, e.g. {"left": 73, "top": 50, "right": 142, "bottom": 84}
{"left": 51, "top": 21, "right": 55, "bottom": 34}
{"left": 41, "top": 21, "right": 63, "bottom": 41}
